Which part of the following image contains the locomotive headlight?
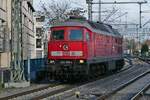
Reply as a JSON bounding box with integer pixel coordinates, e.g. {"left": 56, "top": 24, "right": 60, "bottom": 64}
{"left": 79, "top": 60, "right": 84, "bottom": 64}
{"left": 70, "top": 51, "right": 83, "bottom": 56}
{"left": 49, "top": 60, "right": 55, "bottom": 64}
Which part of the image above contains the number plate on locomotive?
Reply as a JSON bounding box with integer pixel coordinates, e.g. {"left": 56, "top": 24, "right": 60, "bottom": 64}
{"left": 63, "top": 51, "right": 70, "bottom": 56}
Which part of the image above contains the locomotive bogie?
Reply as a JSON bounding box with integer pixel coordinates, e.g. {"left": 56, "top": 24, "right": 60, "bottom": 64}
{"left": 46, "top": 60, "right": 89, "bottom": 81}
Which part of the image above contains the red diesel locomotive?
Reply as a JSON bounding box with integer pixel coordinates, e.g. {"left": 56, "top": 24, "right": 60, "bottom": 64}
{"left": 47, "top": 17, "right": 124, "bottom": 80}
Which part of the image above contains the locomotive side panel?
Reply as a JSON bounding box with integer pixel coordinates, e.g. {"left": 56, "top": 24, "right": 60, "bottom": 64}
{"left": 84, "top": 28, "right": 95, "bottom": 59}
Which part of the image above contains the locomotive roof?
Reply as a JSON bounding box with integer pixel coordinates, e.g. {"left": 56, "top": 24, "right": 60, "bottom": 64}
{"left": 52, "top": 19, "right": 122, "bottom": 37}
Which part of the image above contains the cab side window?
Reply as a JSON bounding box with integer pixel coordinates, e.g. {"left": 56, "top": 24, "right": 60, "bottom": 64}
{"left": 86, "top": 32, "right": 90, "bottom": 41}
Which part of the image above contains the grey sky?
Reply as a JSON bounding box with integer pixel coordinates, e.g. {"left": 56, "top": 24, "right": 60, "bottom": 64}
{"left": 33, "top": 0, "right": 150, "bottom": 26}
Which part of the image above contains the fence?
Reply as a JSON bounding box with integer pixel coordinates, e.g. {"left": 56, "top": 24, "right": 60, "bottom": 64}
{"left": 24, "top": 58, "right": 46, "bottom": 81}
{"left": 0, "top": 68, "right": 10, "bottom": 84}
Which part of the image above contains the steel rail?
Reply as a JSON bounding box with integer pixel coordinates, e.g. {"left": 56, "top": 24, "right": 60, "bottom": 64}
{"left": 0, "top": 83, "right": 61, "bottom": 100}
{"left": 31, "top": 85, "right": 76, "bottom": 100}
{"left": 131, "top": 82, "right": 150, "bottom": 100}
{"left": 138, "top": 57, "right": 150, "bottom": 64}
{"left": 37, "top": 64, "right": 131, "bottom": 100}
{"left": 46, "top": 65, "right": 135, "bottom": 100}
{"left": 0, "top": 63, "right": 131, "bottom": 100}
{"left": 97, "top": 70, "right": 150, "bottom": 100}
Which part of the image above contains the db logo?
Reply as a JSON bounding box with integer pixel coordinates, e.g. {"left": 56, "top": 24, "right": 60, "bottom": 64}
{"left": 63, "top": 44, "right": 69, "bottom": 50}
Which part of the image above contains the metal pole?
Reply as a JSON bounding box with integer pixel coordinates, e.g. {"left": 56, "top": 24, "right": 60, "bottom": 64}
{"left": 27, "top": 54, "right": 30, "bottom": 82}
{"left": 20, "top": 0, "right": 25, "bottom": 81}
{"left": 90, "top": 3, "right": 92, "bottom": 21}
{"left": 136, "top": 25, "right": 139, "bottom": 50}
{"left": 88, "top": 3, "right": 91, "bottom": 20}
{"left": 99, "top": 0, "right": 101, "bottom": 22}
{"left": 10, "top": 0, "right": 14, "bottom": 82}
{"left": 11, "top": 0, "right": 25, "bottom": 82}
{"left": 87, "top": 0, "right": 93, "bottom": 21}
{"left": 139, "top": 3, "right": 142, "bottom": 28}
{"left": 91, "top": 1, "right": 147, "bottom": 28}
{"left": 1, "top": 70, "right": 3, "bottom": 84}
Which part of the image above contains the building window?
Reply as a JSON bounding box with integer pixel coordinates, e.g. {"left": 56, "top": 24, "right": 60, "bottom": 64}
{"left": 86, "top": 32, "right": 90, "bottom": 41}
{"left": 36, "top": 28, "right": 43, "bottom": 37}
{"left": 36, "top": 50, "right": 43, "bottom": 58}
{"left": 24, "top": 15, "right": 28, "bottom": 26}
{"left": 36, "top": 16, "right": 45, "bottom": 22}
{"left": 36, "top": 39, "right": 42, "bottom": 48}
{"left": 0, "top": 38, "right": 3, "bottom": 52}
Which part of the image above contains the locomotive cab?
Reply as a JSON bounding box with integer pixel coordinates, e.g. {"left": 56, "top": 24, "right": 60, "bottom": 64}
{"left": 48, "top": 26, "right": 92, "bottom": 66}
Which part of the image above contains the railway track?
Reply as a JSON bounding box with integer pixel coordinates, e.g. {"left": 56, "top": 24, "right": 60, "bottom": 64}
{"left": 0, "top": 83, "right": 62, "bottom": 100}
{"left": 45, "top": 58, "right": 149, "bottom": 100}
{"left": 97, "top": 70, "right": 150, "bottom": 100}
{"left": 137, "top": 57, "right": 150, "bottom": 64}
{"left": 15, "top": 84, "right": 75, "bottom": 100}
{"left": 54, "top": 61, "right": 149, "bottom": 100}
{"left": 131, "top": 82, "right": 150, "bottom": 100}
{"left": 43, "top": 64, "right": 134, "bottom": 100}
{"left": 0, "top": 58, "right": 143, "bottom": 100}
{"left": 0, "top": 63, "right": 131, "bottom": 100}
{"left": 45, "top": 65, "right": 147, "bottom": 99}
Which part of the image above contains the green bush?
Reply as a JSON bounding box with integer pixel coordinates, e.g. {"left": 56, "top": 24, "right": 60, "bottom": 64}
{"left": 141, "top": 44, "right": 149, "bottom": 56}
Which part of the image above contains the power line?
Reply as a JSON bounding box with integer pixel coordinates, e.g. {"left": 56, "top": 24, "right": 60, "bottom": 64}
{"left": 108, "top": 12, "right": 128, "bottom": 23}
{"left": 86, "top": 0, "right": 147, "bottom": 28}
{"left": 92, "top": 1, "right": 147, "bottom": 4}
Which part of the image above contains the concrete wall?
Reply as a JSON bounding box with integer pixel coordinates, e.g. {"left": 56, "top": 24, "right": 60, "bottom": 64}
{"left": 0, "top": 52, "right": 10, "bottom": 68}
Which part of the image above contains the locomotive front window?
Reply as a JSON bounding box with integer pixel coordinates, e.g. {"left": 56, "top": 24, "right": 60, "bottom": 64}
{"left": 69, "top": 29, "right": 83, "bottom": 40}
{"left": 51, "top": 30, "right": 64, "bottom": 40}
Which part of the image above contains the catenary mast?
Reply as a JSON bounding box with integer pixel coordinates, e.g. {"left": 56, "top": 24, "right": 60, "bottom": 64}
{"left": 11, "top": 0, "right": 25, "bottom": 82}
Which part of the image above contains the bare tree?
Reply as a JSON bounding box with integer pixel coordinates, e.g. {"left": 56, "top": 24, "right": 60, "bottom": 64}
{"left": 40, "top": 0, "right": 86, "bottom": 25}
{"left": 67, "top": 8, "right": 87, "bottom": 17}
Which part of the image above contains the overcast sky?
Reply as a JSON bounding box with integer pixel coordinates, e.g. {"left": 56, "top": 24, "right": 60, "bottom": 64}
{"left": 33, "top": 0, "right": 150, "bottom": 27}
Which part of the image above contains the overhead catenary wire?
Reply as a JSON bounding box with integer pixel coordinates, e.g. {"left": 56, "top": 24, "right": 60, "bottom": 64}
{"left": 86, "top": 0, "right": 147, "bottom": 28}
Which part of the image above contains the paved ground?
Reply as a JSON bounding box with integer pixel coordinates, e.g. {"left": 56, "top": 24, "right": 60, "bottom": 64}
{"left": 0, "top": 84, "right": 49, "bottom": 98}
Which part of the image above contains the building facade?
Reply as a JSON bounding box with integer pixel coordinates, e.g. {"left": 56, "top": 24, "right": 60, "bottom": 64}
{"left": 0, "top": 0, "right": 10, "bottom": 68}
{"left": 0, "top": 0, "right": 36, "bottom": 68}
{"left": 34, "top": 12, "right": 46, "bottom": 58}
{"left": 0, "top": 0, "right": 7, "bottom": 52}
{"left": 22, "top": 0, "right": 36, "bottom": 59}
